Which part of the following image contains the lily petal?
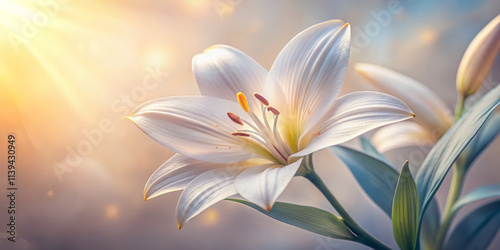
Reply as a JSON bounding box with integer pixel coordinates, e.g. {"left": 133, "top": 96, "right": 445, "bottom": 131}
{"left": 457, "top": 15, "right": 500, "bottom": 97}
{"left": 144, "top": 153, "right": 227, "bottom": 201}
{"left": 176, "top": 166, "right": 246, "bottom": 228}
{"left": 371, "top": 122, "right": 436, "bottom": 153}
{"left": 294, "top": 91, "right": 414, "bottom": 157}
{"left": 193, "top": 45, "right": 268, "bottom": 111}
{"left": 355, "top": 63, "right": 453, "bottom": 133}
{"left": 129, "top": 96, "right": 267, "bottom": 164}
{"left": 234, "top": 158, "right": 303, "bottom": 211}
{"left": 265, "top": 20, "right": 351, "bottom": 139}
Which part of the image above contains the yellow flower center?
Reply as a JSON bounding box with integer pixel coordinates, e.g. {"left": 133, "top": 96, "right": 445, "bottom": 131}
{"left": 227, "top": 92, "right": 291, "bottom": 164}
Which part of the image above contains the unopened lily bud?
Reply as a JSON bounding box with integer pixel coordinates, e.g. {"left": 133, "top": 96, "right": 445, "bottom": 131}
{"left": 457, "top": 15, "right": 500, "bottom": 97}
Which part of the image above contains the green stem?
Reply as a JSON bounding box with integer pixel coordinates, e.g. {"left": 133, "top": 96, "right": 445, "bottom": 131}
{"left": 432, "top": 93, "right": 468, "bottom": 249}
{"left": 433, "top": 165, "right": 465, "bottom": 249}
{"left": 304, "top": 168, "right": 392, "bottom": 250}
{"left": 454, "top": 95, "right": 466, "bottom": 121}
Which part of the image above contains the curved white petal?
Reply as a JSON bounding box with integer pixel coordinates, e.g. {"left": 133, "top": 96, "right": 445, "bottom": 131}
{"left": 129, "top": 96, "right": 267, "bottom": 164}
{"left": 294, "top": 91, "right": 414, "bottom": 157}
{"left": 371, "top": 122, "right": 436, "bottom": 153}
{"left": 355, "top": 63, "right": 453, "bottom": 133}
{"left": 265, "top": 20, "right": 351, "bottom": 138}
{"left": 193, "top": 45, "right": 268, "bottom": 111}
{"left": 234, "top": 158, "right": 302, "bottom": 211}
{"left": 176, "top": 166, "right": 246, "bottom": 228}
{"left": 144, "top": 154, "right": 227, "bottom": 201}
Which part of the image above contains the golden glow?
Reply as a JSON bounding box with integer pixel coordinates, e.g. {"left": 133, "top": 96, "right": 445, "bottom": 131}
{"left": 202, "top": 208, "right": 219, "bottom": 226}
{"left": 237, "top": 92, "right": 250, "bottom": 112}
{"left": 419, "top": 29, "right": 437, "bottom": 44}
{"left": 47, "top": 190, "right": 54, "bottom": 197}
{"left": 145, "top": 47, "right": 171, "bottom": 68}
{"left": 0, "top": 1, "right": 38, "bottom": 33}
{"left": 183, "top": 0, "right": 209, "bottom": 11}
{"left": 105, "top": 204, "right": 119, "bottom": 220}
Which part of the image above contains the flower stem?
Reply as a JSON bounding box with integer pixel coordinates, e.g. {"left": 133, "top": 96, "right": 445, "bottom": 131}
{"left": 433, "top": 164, "right": 465, "bottom": 249}
{"left": 433, "top": 94, "right": 468, "bottom": 248}
{"left": 454, "top": 95, "right": 466, "bottom": 121}
{"left": 304, "top": 167, "right": 391, "bottom": 250}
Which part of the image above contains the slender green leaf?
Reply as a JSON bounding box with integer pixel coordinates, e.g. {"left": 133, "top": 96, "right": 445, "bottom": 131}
{"left": 392, "top": 162, "right": 419, "bottom": 250}
{"left": 416, "top": 84, "right": 500, "bottom": 224}
{"left": 360, "top": 136, "right": 390, "bottom": 165}
{"left": 420, "top": 199, "right": 440, "bottom": 249}
{"left": 332, "top": 145, "right": 441, "bottom": 247}
{"left": 228, "top": 199, "right": 355, "bottom": 240}
{"left": 462, "top": 114, "right": 500, "bottom": 169}
{"left": 444, "top": 200, "right": 500, "bottom": 250}
{"left": 451, "top": 185, "right": 500, "bottom": 215}
{"left": 331, "top": 145, "right": 398, "bottom": 217}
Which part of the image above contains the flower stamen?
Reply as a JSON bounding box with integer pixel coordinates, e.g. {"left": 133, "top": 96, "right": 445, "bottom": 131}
{"left": 254, "top": 93, "right": 269, "bottom": 106}
{"left": 227, "top": 112, "right": 244, "bottom": 126}
{"left": 228, "top": 92, "right": 291, "bottom": 165}
{"left": 237, "top": 92, "right": 251, "bottom": 112}
{"left": 231, "top": 132, "right": 251, "bottom": 137}
{"left": 267, "top": 106, "right": 280, "bottom": 115}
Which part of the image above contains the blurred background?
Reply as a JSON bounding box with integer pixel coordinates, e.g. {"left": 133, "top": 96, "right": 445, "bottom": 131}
{"left": 1, "top": 0, "right": 499, "bottom": 249}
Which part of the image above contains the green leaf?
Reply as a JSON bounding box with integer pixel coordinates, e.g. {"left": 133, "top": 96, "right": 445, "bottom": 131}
{"left": 392, "top": 162, "right": 419, "bottom": 250}
{"left": 444, "top": 200, "right": 500, "bottom": 250}
{"left": 420, "top": 199, "right": 440, "bottom": 249}
{"left": 330, "top": 145, "right": 398, "bottom": 217}
{"left": 359, "top": 136, "right": 390, "bottom": 165}
{"left": 416, "top": 84, "right": 500, "bottom": 224}
{"left": 462, "top": 114, "right": 500, "bottom": 170}
{"left": 228, "top": 199, "right": 355, "bottom": 240}
{"left": 451, "top": 185, "right": 500, "bottom": 215}
{"left": 332, "top": 145, "right": 440, "bottom": 247}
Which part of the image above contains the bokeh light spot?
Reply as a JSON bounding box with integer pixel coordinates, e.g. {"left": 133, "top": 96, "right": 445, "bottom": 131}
{"left": 202, "top": 208, "right": 219, "bottom": 226}
{"left": 105, "top": 204, "right": 119, "bottom": 220}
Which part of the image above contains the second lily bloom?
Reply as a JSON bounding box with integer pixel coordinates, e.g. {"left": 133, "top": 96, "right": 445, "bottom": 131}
{"left": 356, "top": 15, "right": 500, "bottom": 153}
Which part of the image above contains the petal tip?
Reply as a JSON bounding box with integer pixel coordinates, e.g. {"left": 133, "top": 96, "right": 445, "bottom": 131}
{"left": 264, "top": 205, "right": 272, "bottom": 212}
{"left": 203, "top": 45, "right": 218, "bottom": 54}
{"left": 126, "top": 116, "right": 141, "bottom": 127}
{"left": 143, "top": 185, "right": 154, "bottom": 201}
{"left": 201, "top": 44, "right": 229, "bottom": 54}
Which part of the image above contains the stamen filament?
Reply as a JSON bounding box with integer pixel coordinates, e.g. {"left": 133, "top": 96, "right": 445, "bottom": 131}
{"left": 261, "top": 104, "right": 272, "bottom": 131}
{"left": 237, "top": 129, "right": 285, "bottom": 162}
{"left": 272, "top": 114, "right": 292, "bottom": 155}
{"left": 228, "top": 92, "right": 292, "bottom": 165}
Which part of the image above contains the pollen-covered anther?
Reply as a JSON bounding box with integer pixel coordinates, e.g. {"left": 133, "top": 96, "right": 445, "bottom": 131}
{"left": 267, "top": 106, "right": 280, "bottom": 115}
{"left": 254, "top": 93, "right": 269, "bottom": 106}
{"left": 227, "top": 112, "right": 244, "bottom": 126}
{"left": 237, "top": 92, "right": 250, "bottom": 112}
{"left": 231, "top": 132, "right": 251, "bottom": 137}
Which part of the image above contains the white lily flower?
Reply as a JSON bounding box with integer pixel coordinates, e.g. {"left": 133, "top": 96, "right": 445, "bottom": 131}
{"left": 457, "top": 15, "right": 500, "bottom": 97}
{"left": 355, "top": 63, "right": 454, "bottom": 152}
{"left": 129, "top": 20, "right": 414, "bottom": 228}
